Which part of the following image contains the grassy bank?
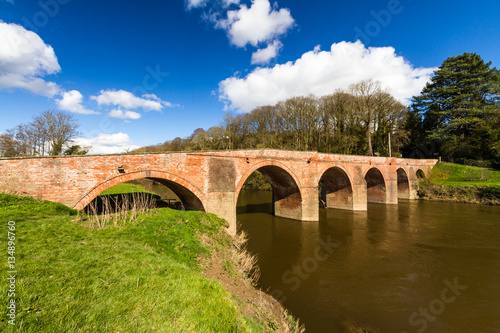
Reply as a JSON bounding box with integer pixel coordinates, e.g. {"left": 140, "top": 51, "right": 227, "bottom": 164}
{"left": 99, "top": 182, "right": 157, "bottom": 196}
{"left": 242, "top": 171, "right": 272, "bottom": 191}
{"left": 418, "top": 162, "right": 500, "bottom": 205}
{"left": 0, "top": 193, "right": 302, "bottom": 332}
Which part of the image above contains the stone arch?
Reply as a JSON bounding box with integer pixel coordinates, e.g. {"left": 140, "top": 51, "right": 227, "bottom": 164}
{"left": 365, "top": 167, "right": 386, "bottom": 204}
{"left": 236, "top": 161, "right": 302, "bottom": 221}
{"left": 397, "top": 168, "right": 410, "bottom": 199}
{"left": 236, "top": 161, "right": 302, "bottom": 198}
{"left": 416, "top": 169, "right": 426, "bottom": 180}
{"left": 73, "top": 170, "right": 206, "bottom": 212}
{"left": 319, "top": 166, "right": 353, "bottom": 210}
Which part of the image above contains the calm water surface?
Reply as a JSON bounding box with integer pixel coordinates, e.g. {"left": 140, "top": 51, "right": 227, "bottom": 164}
{"left": 237, "top": 190, "right": 500, "bottom": 333}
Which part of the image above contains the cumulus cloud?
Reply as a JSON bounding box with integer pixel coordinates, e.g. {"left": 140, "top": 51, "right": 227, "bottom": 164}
{"left": 56, "top": 90, "right": 98, "bottom": 115}
{"left": 72, "top": 133, "right": 139, "bottom": 155}
{"left": 0, "top": 21, "right": 61, "bottom": 97}
{"left": 251, "top": 40, "right": 282, "bottom": 65}
{"left": 91, "top": 90, "right": 171, "bottom": 111}
{"left": 108, "top": 109, "right": 142, "bottom": 120}
{"left": 219, "top": 41, "right": 436, "bottom": 112}
{"left": 216, "top": 0, "right": 294, "bottom": 48}
{"left": 188, "top": 0, "right": 293, "bottom": 63}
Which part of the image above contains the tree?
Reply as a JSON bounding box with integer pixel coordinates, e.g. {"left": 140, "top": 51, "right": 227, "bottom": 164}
{"left": 132, "top": 80, "right": 414, "bottom": 158}
{"left": 413, "top": 53, "right": 500, "bottom": 162}
{"left": 349, "top": 80, "right": 382, "bottom": 156}
{"left": 38, "top": 110, "right": 80, "bottom": 156}
{"left": 401, "top": 105, "right": 427, "bottom": 158}
{"left": 0, "top": 132, "right": 23, "bottom": 157}
{"left": 64, "top": 144, "right": 90, "bottom": 155}
{"left": 319, "top": 91, "right": 363, "bottom": 155}
{"left": 1, "top": 110, "right": 80, "bottom": 157}
{"left": 371, "top": 91, "right": 408, "bottom": 156}
{"left": 276, "top": 96, "right": 320, "bottom": 151}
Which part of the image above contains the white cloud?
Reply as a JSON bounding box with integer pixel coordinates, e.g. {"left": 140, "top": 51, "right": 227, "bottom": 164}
{"left": 186, "top": 0, "right": 207, "bottom": 9}
{"left": 222, "top": 0, "right": 239, "bottom": 6}
{"left": 72, "top": 133, "right": 139, "bottom": 155}
{"left": 56, "top": 90, "right": 98, "bottom": 115}
{"left": 219, "top": 41, "right": 437, "bottom": 112}
{"left": 0, "top": 21, "right": 61, "bottom": 97}
{"left": 216, "top": 0, "right": 294, "bottom": 48}
{"left": 141, "top": 93, "right": 160, "bottom": 101}
{"left": 251, "top": 40, "right": 282, "bottom": 65}
{"left": 188, "top": 0, "right": 239, "bottom": 10}
{"left": 108, "top": 109, "right": 142, "bottom": 120}
{"left": 141, "top": 93, "right": 172, "bottom": 107}
{"left": 91, "top": 89, "right": 171, "bottom": 111}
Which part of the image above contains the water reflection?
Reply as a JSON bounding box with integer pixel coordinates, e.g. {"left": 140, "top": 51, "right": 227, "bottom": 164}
{"left": 238, "top": 190, "right": 500, "bottom": 333}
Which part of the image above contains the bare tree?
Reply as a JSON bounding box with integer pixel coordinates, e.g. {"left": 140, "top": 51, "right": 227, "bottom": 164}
{"left": 35, "top": 110, "right": 80, "bottom": 156}
{"left": 320, "top": 91, "right": 363, "bottom": 155}
{"left": 2, "top": 110, "right": 80, "bottom": 157}
{"left": 130, "top": 79, "right": 413, "bottom": 158}
{"left": 277, "top": 96, "right": 320, "bottom": 151}
{"left": 349, "top": 79, "right": 382, "bottom": 156}
{"left": 0, "top": 131, "right": 23, "bottom": 157}
{"left": 372, "top": 91, "right": 408, "bottom": 156}
{"left": 250, "top": 106, "right": 279, "bottom": 149}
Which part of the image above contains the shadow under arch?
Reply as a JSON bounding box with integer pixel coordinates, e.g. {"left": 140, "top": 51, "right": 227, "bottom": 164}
{"left": 73, "top": 170, "right": 206, "bottom": 212}
{"left": 416, "top": 169, "right": 426, "bottom": 180}
{"left": 319, "top": 166, "right": 353, "bottom": 210}
{"left": 397, "top": 168, "right": 410, "bottom": 199}
{"left": 365, "top": 167, "right": 386, "bottom": 204}
{"left": 236, "top": 161, "right": 302, "bottom": 221}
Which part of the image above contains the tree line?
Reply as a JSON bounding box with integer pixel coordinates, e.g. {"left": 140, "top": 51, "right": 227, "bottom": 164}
{"left": 0, "top": 110, "right": 86, "bottom": 157}
{"left": 136, "top": 53, "right": 500, "bottom": 167}
{"left": 135, "top": 79, "right": 409, "bottom": 157}
{"left": 2, "top": 53, "right": 498, "bottom": 167}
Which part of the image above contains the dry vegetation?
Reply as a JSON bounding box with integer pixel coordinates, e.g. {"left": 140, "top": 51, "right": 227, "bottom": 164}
{"left": 82, "top": 192, "right": 157, "bottom": 228}
{"left": 199, "top": 229, "right": 305, "bottom": 333}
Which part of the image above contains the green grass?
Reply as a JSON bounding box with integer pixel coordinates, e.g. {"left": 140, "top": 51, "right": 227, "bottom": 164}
{"left": 428, "top": 162, "right": 500, "bottom": 186}
{"left": 99, "top": 182, "right": 157, "bottom": 196}
{"left": 418, "top": 163, "right": 500, "bottom": 204}
{"left": 0, "top": 193, "right": 290, "bottom": 332}
{"left": 242, "top": 171, "right": 272, "bottom": 191}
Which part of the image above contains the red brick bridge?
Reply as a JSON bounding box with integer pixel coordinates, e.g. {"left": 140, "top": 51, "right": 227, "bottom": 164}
{"left": 0, "top": 149, "right": 436, "bottom": 235}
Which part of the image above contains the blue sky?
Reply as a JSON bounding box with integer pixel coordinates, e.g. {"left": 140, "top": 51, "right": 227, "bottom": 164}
{"left": 1, "top": 0, "right": 499, "bottom": 153}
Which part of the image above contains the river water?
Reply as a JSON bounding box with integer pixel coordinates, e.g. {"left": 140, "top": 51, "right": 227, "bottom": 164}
{"left": 237, "top": 190, "right": 500, "bottom": 333}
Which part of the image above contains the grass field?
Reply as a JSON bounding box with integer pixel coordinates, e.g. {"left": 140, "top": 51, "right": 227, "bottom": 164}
{"left": 426, "top": 162, "right": 500, "bottom": 186}
{"left": 419, "top": 162, "right": 500, "bottom": 204}
{"left": 99, "top": 182, "right": 157, "bottom": 196}
{"left": 0, "top": 193, "right": 300, "bottom": 332}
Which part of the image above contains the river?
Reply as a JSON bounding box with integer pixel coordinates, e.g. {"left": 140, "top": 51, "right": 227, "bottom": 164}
{"left": 237, "top": 190, "right": 500, "bottom": 333}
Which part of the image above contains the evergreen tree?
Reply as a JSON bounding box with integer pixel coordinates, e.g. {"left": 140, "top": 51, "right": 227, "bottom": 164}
{"left": 413, "top": 53, "right": 500, "bottom": 163}
{"left": 401, "top": 105, "right": 426, "bottom": 158}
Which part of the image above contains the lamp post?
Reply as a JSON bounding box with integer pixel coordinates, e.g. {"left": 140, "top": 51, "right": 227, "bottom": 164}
{"left": 388, "top": 132, "right": 392, "bottom": 157}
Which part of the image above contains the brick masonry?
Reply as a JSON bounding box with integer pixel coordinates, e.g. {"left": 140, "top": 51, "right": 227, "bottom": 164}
{"left": 0, "top": 149, "right": 437, "bottom": 235}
